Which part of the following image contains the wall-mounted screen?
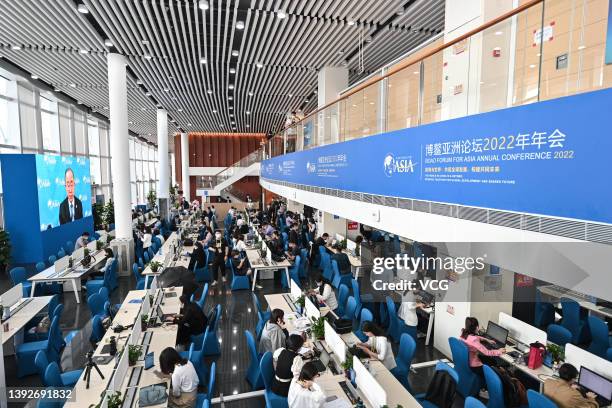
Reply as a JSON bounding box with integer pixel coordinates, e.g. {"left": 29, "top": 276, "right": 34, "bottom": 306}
{"left": 35, "top": 154, "right": 92, "bottom": 231}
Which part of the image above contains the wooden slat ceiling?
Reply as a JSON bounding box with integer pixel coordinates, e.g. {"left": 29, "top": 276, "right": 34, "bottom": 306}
{"left": 0, "top": 0, "right": 444, "bottom": 147}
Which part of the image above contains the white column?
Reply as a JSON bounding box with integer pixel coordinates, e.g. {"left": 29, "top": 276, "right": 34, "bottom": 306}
{"left": 157, "top": 109, "right": 169, "bottom": 198}
{"left": 180, "top": 132, "right": 190, "bottom": 201}
{"left": 107, "top": 53, "right": 131, "bottom": 241}
{"left": 317, "top": 67, "right": 348, "bottom": 144}
{"left": 107, "top": 53, "right": 134, "bottom": 274}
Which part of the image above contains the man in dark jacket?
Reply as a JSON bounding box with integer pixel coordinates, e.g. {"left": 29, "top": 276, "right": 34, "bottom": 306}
{"left": 173, "top": 294, "right": 207, "bottom": 348}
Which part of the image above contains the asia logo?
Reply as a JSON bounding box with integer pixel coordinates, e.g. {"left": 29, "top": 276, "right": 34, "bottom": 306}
{"left": 383, "top": 153, "right": 416, "bottom": 177}
{"left": 306, "top": 162, "right": 316, "bottom": 173}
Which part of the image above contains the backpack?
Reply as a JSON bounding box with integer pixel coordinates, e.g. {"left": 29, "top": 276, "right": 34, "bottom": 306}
{"left": 493, "top": 366, "right": 528, "bottom": 407}
{"left": 423, "top": 369, "right": 457, "bottom": 408}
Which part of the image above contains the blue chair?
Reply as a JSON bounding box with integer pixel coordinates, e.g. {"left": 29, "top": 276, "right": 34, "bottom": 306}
{"left": 298, "top": 248, "right": 309, "bottom": 279}
{"left": 199, "top": 361, "right": 216, "bottom": 400}
{"left": 36, "top": 262, "right": 46, "bottom": 272}
{"left": 286, "top": 256, "right": 301, "bottom": 288}
{"left": 143, "top": 251, "right": 150, "bottom": 263}
{"left": 87, "top": 293, "right": 107, "bottom": 320}
{"left": 587, "top": 315, "right": 611, "bottom": 358}
{"left": 336, "top": 284, "right": 349, "bottom": 317}
{"left": 48, "top": 255, "right": 57, "bottom": 265}
{"left": 191, "top": 284, "right": 209, "bottom": 310}
{"left": 147, "top": 247, "right": 155, "bottom": 260}
{"left": 534, "top": 290, "right": 555, "bottom": 329}
{"left": 133, "top": 263, "right": 145, "bottom": 290}
{"left": 260, "top": 351, "right": 289, "bottom": 408}
{"left": 390, "top": 333, "right": 416, "bottom": 391}
{"left": 15, "top": 316, "right": 60, "bottom": 377}
{"left": 351, "top": 279, "right": 363, "bottom": 320}
{"left": 85, "top": 267, "right": 112, "bottom": 293}
{"left": 230, "top": 261, "right": 250, "bottom": 291}
{"left": 183, "top": 329, "right": 210, "bottom": 384}
{"left": 108, "top": 259, "right": 118, "bottom": 291}
{"left": 256, "top": 310, "right": 266, "bottom": 341}
{"left": 35, "top": 351, "right": 83, "bottom": 387}
{"left": 203, "top": 305, "right": 222, "bottom": 355}
{"left": 342, "top": 296, "right": 357, "bottom": 322}
{"left": 465, "top": 397, "right": 487, "bottom": 408}
{"left": 195, "top": 397, "right": 210, "bottom": 408}
{"left": 36, "top": 389, "right": 65, "bottom": 408}
{"left": 527, "top": 389, "right": 557, "bottom": 408}
{"left": 547, "top": 324, "right": 572, "bottom": 347}
{"left": 354, "top": 308, "right": 373, "bottom": 342}
{"left": 415, "top": 362, "right": 459, "bottom": 407}
{"left": 331, "top": 260, "right": 351, "bottom": 290}
{"left": 25, "top": 296, "right": 61, "bottom": 342}
{"left": 194, "top": 256, "right": 212, "bottom": 283}
{"left": 90, "top": 315, "right": 105, "bottom": 344}
{"left": 386, "top": 296, "right": 417, "bottom": 342}
{"left": 320, "top": 250, "right": 333, "bottom": 281}
{"left": 483, "top": 365, "right": 505, "bottom": 408}
{"left": 560, "top": 297, "right": 588, "bottom": 344}
{"left": 245, "top": 330, "right": 264, "bottom": 389}
{"left": 10, "top": 267, "right": 32, "bottom": 297}
{"left": 253, "top": 292, "right": 271, "bottom": 322}
{"left": 449, "top": 337, "right": 482, "bottom": 398}
{"left": 65, "top": 241, "right": 73, "bottom": 255}
{"left": 607, "top": 348, "right": 612, "bottom": 362}
{"left": 138, "top": 257, "right": 145, "bottom": 269}
{"left": 57, "top": 249, "right": 66, "bottom": 258}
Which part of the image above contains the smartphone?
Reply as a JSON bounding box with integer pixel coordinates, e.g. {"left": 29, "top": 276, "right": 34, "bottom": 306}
{"left": 144, "top": 352, "right": 154, "bottom": 370}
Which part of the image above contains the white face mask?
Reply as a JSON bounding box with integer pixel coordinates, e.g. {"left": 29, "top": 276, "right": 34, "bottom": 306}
{"left": 215, "top": 233, "right": 222, "bottom": 239}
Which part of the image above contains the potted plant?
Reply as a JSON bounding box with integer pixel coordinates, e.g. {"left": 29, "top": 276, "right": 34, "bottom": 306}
{"left": 106, "top": 391, "right": 122, "bottom": 408}
{"left": 68, "top": 256, "right": 73, "bottom": 268}
{"left": 295, "top": 295, "right": 305, "bottom": 314}
{"left": 93, "top": 202, "right": 106, "bottom": 231}
{"left": 149, "top": 261, "right": 162, "bottom": 273}
{"left": 547, "top": 343, "right": 565, "bottom": 365}
{"left": 0, "top": 229, "right": 11, "bottom": 274}
{"left": 96, "top": 239, "right": 104, "bottom": 251}
{"left": 149, "top": 294, "right": 154, "bottom": 307}
{"left": 141, "top": 314, "right": 149, "bottom": 331}
{"left": 311, "top": 316, "right": 325, "bottom": 340}
{"left": 127, "top": 344, "right": 143, "bottom": 366}
{"left": 104, "top": 199, "right": 115, "bottom": 227}
{"left": 147, "top": 190, "right": 157, "bottom": 210}
{"left": 341, "top": 351, "right": 353, "bottom": 379}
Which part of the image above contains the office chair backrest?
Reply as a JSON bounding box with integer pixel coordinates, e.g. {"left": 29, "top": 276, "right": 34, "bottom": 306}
{"left": 338, "top": 285, "right": 349, "bottom": 309}
{"left": 35, "top": 350, "right": 50, "bottom": 384}
{"left": 483, "top": 365, "right": 505, "bottom": 408}
{"left": 48, "top": 295, "right": 59, "bottom": 320}
{"left": 344, "top": 296, "right": 357, "bottom": 320}
{"left": 9, "top": 266, "right": 27, "bottom": 285}
{"left": 560, "top": 297, "right": 581, "bottom": 332}
{"left": 526, "top": 389, "right": 557, "bottom": 408}
{"left": 36, "top": 262, "right": 46, "bottom": 273}
{"left": 245, "top": 330, "right": 259, "bottom": 363}
{"left": 208, "top": 362, "right": 216, "bottom": 398}
{"left": 587, "top": 315, "right": 610, "bottom": 357}
{"left": 465, "top": 397, "right": 486, "bottom": 408}
{"left": 547, "top": 324, "right": 572, "bottom": 347}
{"left": 259, "top": 351, "right": 274, "bottom": 390}
{"left": 211, "top": 304, "right": 222, "bottom": 332}
{"left": 132, "top": 263, "right": 141, "bottom": 280}
{"left": 435, "top": 361, "right": 459, "bottom": 384}
{"left": 398, "top": 333, "right": 417, "bottom": 368}
{"left": 57, "top": 248, "right": 66, "bottom": 258}
{"left": 44, "top": 362, "right": 63, "bottom": 387}
{"left": 90, "top": 315, "right": 105, "bottom": 344}
{"left": 360, "top": 308, "right": 373, "bottom": 326}
{"left": 98, "top": 287, "right": 109, "bottom": 302}
{"left": 52, "top": 304, "right": 64, "bottom": 320}
{"left": 48, "top": 255, "right": 57, "bottom": 265}
{"left": 252, "top": 292, "right": 265, "bottom": 314}
{"left": 87, "top": 293, "right": 105, "bottom": 318}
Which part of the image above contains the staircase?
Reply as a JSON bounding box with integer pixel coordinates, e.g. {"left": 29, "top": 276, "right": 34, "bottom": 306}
{"left": 195, "top": 148, "right": 262, "bottom": 197}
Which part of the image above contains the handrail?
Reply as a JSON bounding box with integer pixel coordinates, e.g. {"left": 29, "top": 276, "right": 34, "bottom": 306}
{"left": 275, "top": 0, "right": 544, "bottom": 136}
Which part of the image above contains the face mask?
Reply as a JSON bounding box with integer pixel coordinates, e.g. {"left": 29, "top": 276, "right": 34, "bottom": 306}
{"left": 215, "top": 233, "right": 221, "bottom": 239}
{"left": 232, "top": 238, "right": 237, "bottom": 245}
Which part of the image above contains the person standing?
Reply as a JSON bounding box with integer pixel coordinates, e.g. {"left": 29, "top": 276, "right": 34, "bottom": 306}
{"left": 210, "top": 230, "right": 228, "bottom": 286}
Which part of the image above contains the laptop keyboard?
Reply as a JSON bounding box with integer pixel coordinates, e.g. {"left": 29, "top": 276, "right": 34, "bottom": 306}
{"left": 339, "top": 381, "right": 358, "bottom": 404}
{"left": 10, "top": 298, "right": 33, "bottom": 315}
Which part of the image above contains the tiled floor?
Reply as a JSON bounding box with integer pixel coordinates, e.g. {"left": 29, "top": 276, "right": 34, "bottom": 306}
{"left": 0, "top": 266, "right": 456, "bottom": 408}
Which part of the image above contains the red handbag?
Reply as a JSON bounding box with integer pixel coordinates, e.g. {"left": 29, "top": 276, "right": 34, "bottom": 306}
{"left": 528, "top": 342, "right": 546, "bottom": 369}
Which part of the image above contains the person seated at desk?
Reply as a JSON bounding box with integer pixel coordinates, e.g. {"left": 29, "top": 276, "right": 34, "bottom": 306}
{"left": 308, "top": 274, "right": 338, "bottom": 313}
{"left": 459, "top": 317, "right": 506, "bottom": 380}
{"left": 261, "top": 221, "right": 274, "bottom": 238}
{"left": 230, "top": 249, "right": 260, "bottom": 289}
{"left": 172, "top": 295, "right": 207, "bottom": 349}
{"left": 200, "top": 226, "right": 213, "bottom": 247}
{"left": 286, "top": 241, "right": 300, "bottom": 264}
{"left": 142, "top": 226, "right": 153, "bottom": 250}
{"left": 75, "top": 231, "right": 90, "bottom": 250}
{"left": 288, "top": 362, "right": 327, "bottom": 408}
{"left": 331, "top": 244, "right": 351, "bottom": 275}
{"left": 272, "top": 334, "right": 306, "bottom": 397}
{"left": 270, "top": 231, "right": 285, "bottom": 258}
{"left": 259, "top": 308, "right": 288, "bottom": 354}
{"left": 236, "top": 217, "right": 249, "bottom": 235}
{"left": 154, "top": 228, "right": 165, "bottom": 245}
{"left": 311, "top": 233, "right": 329, "bottom": 262}
{"left": 355, "top": 321, "right": 397, "bottom": 370}
{"left": 159, "top": 347, "right": 199, "bottom": 408}
{"left": 188, "top": 242, "right": 207, "bottom": 272}
{"left": 354, "top": 235, "right": 363, "bottom": 257}
{"left": 98, "top": 247, "right": 114, "bottom": 274}
{"left": 288, "top": 223, "right": 300, "bottom": 247}
{"left": 232, "top": 232, "right": 247, "bottom": 253}
{"left": 544, "top": 363, "right": 599, "bottom": 408}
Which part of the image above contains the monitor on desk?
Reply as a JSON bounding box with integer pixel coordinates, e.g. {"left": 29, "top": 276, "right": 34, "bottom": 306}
{"left": 304, "top": 295, "right": 320, "bottom": 320}
{"left": 335, "top": 233, "right": 345, "bottom": 243}
{"left": 579, "top": 366, "right": 612, "bottom": 401}
{"left": 72, "top": 247, "right": 85, "bottom": 262}
{"left": 130, "top": 306, "right": 143, "bottom": 345}
{"left": 266, "top": 246, "right": 272, "bottom": 264}
{"left": 87, "top": 240, "right": 97, "bottom": 253}
{"left": 353, "top": 356, "right": 387, "bottom": 408}
{"left": 110, "top": 348, "right": 129, "bottom": 392}
{"left": 486, "top": 321, "right": 509, "bottom": 345}
{"left": 346, "top": 239, "right": 356, "bottom": 253}
{"left": 324, "top": 320, "right": 346, "bottom": 363}
{"left": 0, "top": 284, "right": 23, "bottom": 309}
{"left": 290, "top": 279, "right": 302, "bottom": 302}
{"left": 55, "top": 255, "right": 69, "bottom": 273}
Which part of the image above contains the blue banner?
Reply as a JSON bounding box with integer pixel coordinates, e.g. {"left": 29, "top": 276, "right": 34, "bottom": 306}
{"left": 35, "top": 154, "right": 92, "bottom": 231}
{"left": 262, "top": 88, "right": 612, "bottom": 224}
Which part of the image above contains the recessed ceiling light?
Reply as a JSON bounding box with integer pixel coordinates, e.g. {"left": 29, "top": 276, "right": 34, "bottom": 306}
{"left": 54, "top": 88, "right": 60, "bottom": 92}
{"left": 168, "top": 75, "right": 174, "bottom": 80}
{"left": 304, "top": 99, "right": 309, "bottom": 103}
{"left": 163, "top": 87, "right": 170, "bottom": 92}
{"left": 69, "top": 83, "right": 76, "bottom": 87}
{"left": 31, "top": 74, "right": 38, "bottom": 80}
{"left": 141, "top": 107, "right": 147, "bottom": 111}
{"left": 128, "top": 121, "right": 133, "bottom": 125}
{"left": 245, "top": 124, "right": 250, "bottom": 128}
{"left": 494, "top": 31, "right": 503, "bottom": 36}
{"left": 104, "top": 39, "right": 113, "bottom": 47}
{"left": 148, "top": 133, "right": 152, "bottom": 136}
{"left": 347, "top": 18, "right": 355, "bottom": 26}
{"left": 198, "top": 0, "right": 209, "bottom": 10}
{"left": 246, "top": 111, "right": 250, "bottom": 115}
{"left": 256, "top": 62, "right": 264, "bottom": 69}
{"left": 365, "top": 36, "right": 373, "bottom": 43}
{"left": 145, "top": 92, "right": 151, "bottom": 96}
{"left": 77, "top": 4, "right": 89, "bottom": 14}
{"left": 287, "top": 94, "right": 292, "bottom": 98}
{"left": 341, "top": 60, "right": 348, "bottom": 66}
{"left": 413, "top": 71, "right": 419, "bottom": 75}
{"left": 228, "top": 84, "right": 234, "bottom": 90}
{"left": 199, "top": 58, "right": 207, "bottom": 64}
{"left": 11, "top": 45, "right": 21, "bottom": 50}
{"left": 79, "top": 49, "right": 89, "bottom": 54}
{"left": 236, "top": 21, "right": 245, "bottom": 30}
{"left": 529, "top": 64, "right": 536, "bottom": 68}
{"left": 231, "top": 50, "right": 239, "bottom": 57}
{"left": 248, "top": 91, "right": 254, "bottom": 96}
{"left": 338, "top": 50, "right": 345, "bottom": 55}
{"left": 103, "top": 106, "right": 108, "bottom": 110}
{"left": 277, "top": 9, "right": 287, "bottom": 19}
{"left": 231, "top": 121, "right": 235, "bottom": 124}
{"left": 207, "top": 89, "right": 213, "bottom": 94}
{"left": 187, "top": 123, "right": 192, "bottom": 126}
{"left": 219, "top": 123, "right": 224, "bottom": 127}
{"left": 136, "top": 79, "right": 143, "bottom": 85}
{"left": 229, "top": 106, "right": 234, "bottom": 110}
{"left": 577, "top": 45, "right": 586, "bottom": 50}
{"left": 228, "top": 96, "right": 233, "bottom": 100}
{"left": 396, "top": 8, "right": 405, "bottom": 16}
{"left": 178, "top": 108, "right": 183, "bottom": 112}
{"left": 212, "top": 109, "right": 217, "bottom": 113}
{"left": 144, "top": 54, "right": 152, "bottom": 60}
{"left": 141, "top": 39, "right": 149, "bottom": 45}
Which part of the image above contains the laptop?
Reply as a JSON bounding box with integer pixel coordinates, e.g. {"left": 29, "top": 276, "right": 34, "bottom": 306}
{"left": 156, "top": 305, "right": 175, "bottom": 321}
{"left": 482, "top": 321, "right": 508, "bottom": 350}
{"left": 578, "top": 366, "right": 612, "bottom": 407}
{"left": 310, "top": 349, "right": 331, "bottom": 373}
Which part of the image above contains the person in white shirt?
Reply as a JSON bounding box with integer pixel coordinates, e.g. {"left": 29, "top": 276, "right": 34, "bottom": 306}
{"left": 74, "top": 232, "right": 90, "bottom": 250}
{"left": 272, "top": 334, "right": 305, "bottom": 396}
{"left": 159, "top": 347, "right": 199, "bottom": 408}
{"left": 308, "top": 274, "right": 338, "bottom": 313}
{"left": 232, "top": 233, "right": 247, "bottom": 253}
{"left": 398, "top": 286, "right": 425, "bottom": 327}
{"left": 356, "top": 321, "right": 397, "bottom": 370}
{"left": 288, "top": 362, "right": 326, "bottom": 408}
{"left": 142, "top": 226, "right": 153, "bottom": 250}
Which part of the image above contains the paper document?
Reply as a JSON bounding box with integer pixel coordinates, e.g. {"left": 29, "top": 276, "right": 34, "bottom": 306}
{"left": 323, "top": 398, "right": 351, "bottom": 408}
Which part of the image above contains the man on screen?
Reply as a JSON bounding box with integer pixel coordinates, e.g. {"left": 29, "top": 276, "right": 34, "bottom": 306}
{"left": 59, "top": 168, "right": 83, "bottom": 224}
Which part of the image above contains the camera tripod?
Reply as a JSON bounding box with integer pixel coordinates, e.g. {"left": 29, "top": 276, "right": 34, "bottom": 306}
{"left": 83, "top": 350, "right": 104, "bottom": 389}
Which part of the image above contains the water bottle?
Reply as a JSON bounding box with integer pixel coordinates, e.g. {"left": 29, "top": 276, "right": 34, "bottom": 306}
{"left": 109, "top": 336, "right": 117, "bottom": 356}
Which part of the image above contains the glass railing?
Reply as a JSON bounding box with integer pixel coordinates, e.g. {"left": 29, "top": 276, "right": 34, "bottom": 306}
{"left": 196, "top": 148, "right": 264, "bottom": 190}
{"left": 266, "top": 0, "right": 612, "bottom": 158}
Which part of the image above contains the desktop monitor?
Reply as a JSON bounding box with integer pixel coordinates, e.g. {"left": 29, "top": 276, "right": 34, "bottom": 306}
{"left": 0, "top": 284, "right": 23, "bottom": 308}
{"left": 486, "top": 321, "right": 509, "bottom": 345}
{"left": 72, "top": 247, "right": 85, "bottom": 262}
{"left": 111, "top": 349, "right": 129, "bottom": 392}
{"left": 324, "top": 320, "right": 346, "bottom": 363}
{"left": 346, "top": 239, "right": 356, "bottom": 252}
{"left": 87, "top": 240, "right": 97, "bottom": 253}
{"left": 55, "top": 255, "right": 69, "bottom": 273}
{"left": 335, "top": 233, "right": 345, "bottom": 243}
{"left": 290, "top": 279, "right": 302, "bottom": 301}
{"left": 353, "top": 356, "right": 387, "bottom": 407}
{"left": 304, "top": 296, "right": 320, "bottom": 320}
{"left": 579, "top": 366, "right": 612, "bottom": 401}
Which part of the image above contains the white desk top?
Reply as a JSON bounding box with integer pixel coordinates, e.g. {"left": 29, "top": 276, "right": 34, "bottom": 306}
{"left": 0, "top": 296, "right": 53, "bottom": 344}
{"left": 29, "top": 249, "right": 107, "bottom": 282}
{"left": 246, "top": 250, "right": 291, "bottom": 269}
{"left": 325, "top": 245, "right": 364, "bottom": 268}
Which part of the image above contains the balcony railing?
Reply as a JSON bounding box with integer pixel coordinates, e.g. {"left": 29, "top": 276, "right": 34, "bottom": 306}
{"left": 195, "top": 148, "right": 264, "bottom": 190}
{"left": 265, "top": 0, "right": 612, "bottom": 158}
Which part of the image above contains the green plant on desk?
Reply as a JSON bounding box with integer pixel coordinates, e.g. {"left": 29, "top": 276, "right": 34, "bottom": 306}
{"left": 89, "top": 391, "right": 122, "bottom": 408}
{"left": 547, "top": 343, "right": 564, "bottom": 363}
{"left": 128, "top": 344, "right": 143, "bottom": 365}
{"left": 296, "top": 295, "right": 305, "bottom": 309}
{"left": 141, "top": 314, "right": 149, "bottom": 331}
{"left": 149, "top": 261, "right": 163, "bottom": 273}
{"left": 0, "top": 229, "right": 11, "bottom": 273}
{"left": 311, "top": 316, "right": 325, "bottom": 340}
{"left": 96, "top": 239, "right": 104, "bottom": 250}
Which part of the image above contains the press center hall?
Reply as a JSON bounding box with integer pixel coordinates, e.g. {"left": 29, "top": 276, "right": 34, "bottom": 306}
{"left": 0, "top": 1, "right": 611, "bottom": 408}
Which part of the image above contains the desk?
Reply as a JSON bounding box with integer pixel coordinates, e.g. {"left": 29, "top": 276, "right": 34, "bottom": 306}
{"left": 499, "top": 344, "right": 554, "bottom": 391}
{"left": 142, "top": 233, "right": 179, "bottom": 288}
{"left": 246, "top": 250, "right": 290, "bottom": 291}
{"left": 29, "top": 252, "right": 107, "bottom": 304}
{"left": 66, "top": 287, "right": 182, "bottom": 407}
{"left": 538, "top": 285, "right": 612, "bottom": 319}
{"left": 144, "top": 217, "right": 158, "bottom": 228}
{"left": 0, "top": 296, "right": 53, "bottom": 408}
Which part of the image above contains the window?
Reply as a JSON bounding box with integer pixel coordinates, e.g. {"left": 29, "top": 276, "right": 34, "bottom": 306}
{"left": 18, "top": 85, "right": 37, "bottom": 151}
{"left": 58, "top": 104, "right": 72, "bottom": 153}
{"left": 40, "top": 95, "right": 60, "bottom": 152}
{"left": 74, "top": 110, "right": 87, "bottom": 154}
{"left": 0, "top": 75, "right": 20, "bottom": 151}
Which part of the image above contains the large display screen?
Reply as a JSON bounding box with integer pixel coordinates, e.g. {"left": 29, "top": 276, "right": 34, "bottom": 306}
{"left": 262, "top": 88, "right": 612, "bottom": 224}
{"left": 35, "top": 154, "right": 92, "bottom": 231}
